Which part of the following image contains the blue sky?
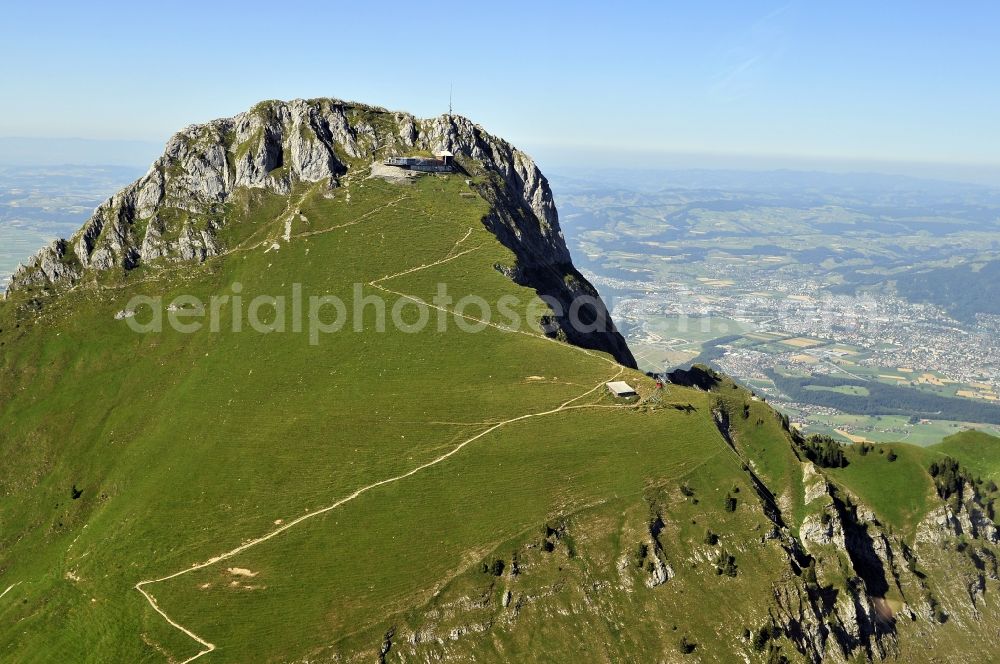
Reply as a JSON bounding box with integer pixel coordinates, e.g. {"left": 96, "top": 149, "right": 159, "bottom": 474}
{"left": 1, "top": 1, "right": 998, "bottom": 178}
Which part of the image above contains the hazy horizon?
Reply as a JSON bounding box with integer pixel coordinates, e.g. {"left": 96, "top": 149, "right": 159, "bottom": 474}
{"left": 3, "top": 135, "right": 999, "bottom": 189}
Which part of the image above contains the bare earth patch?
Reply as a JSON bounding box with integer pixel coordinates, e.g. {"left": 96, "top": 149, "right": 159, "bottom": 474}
{"left": 227, "top": 567, "right": 258, "bottom": 578}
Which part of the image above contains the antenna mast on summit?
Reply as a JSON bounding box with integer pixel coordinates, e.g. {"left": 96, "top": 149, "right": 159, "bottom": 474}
{"left": 449, "top": 83, "right": 453, "bottom": 116}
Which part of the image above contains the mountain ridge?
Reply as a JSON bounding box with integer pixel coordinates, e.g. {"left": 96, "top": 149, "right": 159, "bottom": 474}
{"left": 6, "top": 97, "right": 635, "bottom": 367}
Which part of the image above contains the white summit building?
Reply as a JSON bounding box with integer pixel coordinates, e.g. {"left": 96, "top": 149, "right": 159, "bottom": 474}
{"left": 606, "top": 381, "right": 637, "bottom": 398}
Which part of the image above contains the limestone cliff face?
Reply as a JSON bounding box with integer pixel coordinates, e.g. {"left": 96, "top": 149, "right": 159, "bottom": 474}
{"left": 915, "top": 480, "right": 1000, "bottom": 545}
{"left": 792, "top": 460, "right": 1000, "bottom": 663}
{"left": 7, "top": 98, "right": 635, "bottom": 367}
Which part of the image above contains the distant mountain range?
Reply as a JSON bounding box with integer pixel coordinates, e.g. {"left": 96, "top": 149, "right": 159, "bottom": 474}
{"left": 552, "top": 166, "right": 1000, "bottom": 198}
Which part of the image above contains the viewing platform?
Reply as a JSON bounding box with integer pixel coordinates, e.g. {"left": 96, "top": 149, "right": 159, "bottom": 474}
{"left": 383, "top": 150, "right": 454, "bottom": 173}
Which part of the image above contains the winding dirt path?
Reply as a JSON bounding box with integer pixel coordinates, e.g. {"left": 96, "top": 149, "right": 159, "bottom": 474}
{"left": 0, "top": 582, "right": 20, "bottom": 600}
{"left": 135, "top": 228, "right": 634, "bottom": 661}
{"left": 57, "top": 188, "right": 410, "bottom": 302}
{"left": 135, "top": 370, "right": 622, "bottom": 662}
{"left": 369, "top": 228, "right": 623, "bottom": 369}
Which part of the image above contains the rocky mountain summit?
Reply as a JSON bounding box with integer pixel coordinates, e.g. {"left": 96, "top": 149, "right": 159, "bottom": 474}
{"left": 8, "top": 98, "right": 634, "bottom": 366}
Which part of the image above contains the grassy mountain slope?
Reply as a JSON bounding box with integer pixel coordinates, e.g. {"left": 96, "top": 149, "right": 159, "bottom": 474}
{"left": 825, "top": 431, "right": 1000, "bottom": 537}
{"left": 2, "top": 100, "right": 1000, "bottom": 663}
{"left": 930, "top": 430, "right": 1000, "bottom": 480}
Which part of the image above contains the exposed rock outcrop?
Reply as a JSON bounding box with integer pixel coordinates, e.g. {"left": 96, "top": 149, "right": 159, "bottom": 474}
{"left": 916, "top": 480, "right": 1000, "bottom": 544}
{"left": 10, "top": 239, "right": 80, "bottom": 288}
{"left": 789, "top": 464, "right": 898, "bottom": 662}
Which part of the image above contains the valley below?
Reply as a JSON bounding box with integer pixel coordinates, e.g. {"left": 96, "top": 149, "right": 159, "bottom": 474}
{"left": 553, "top": 169, "right": 1000, "bottom": 445}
